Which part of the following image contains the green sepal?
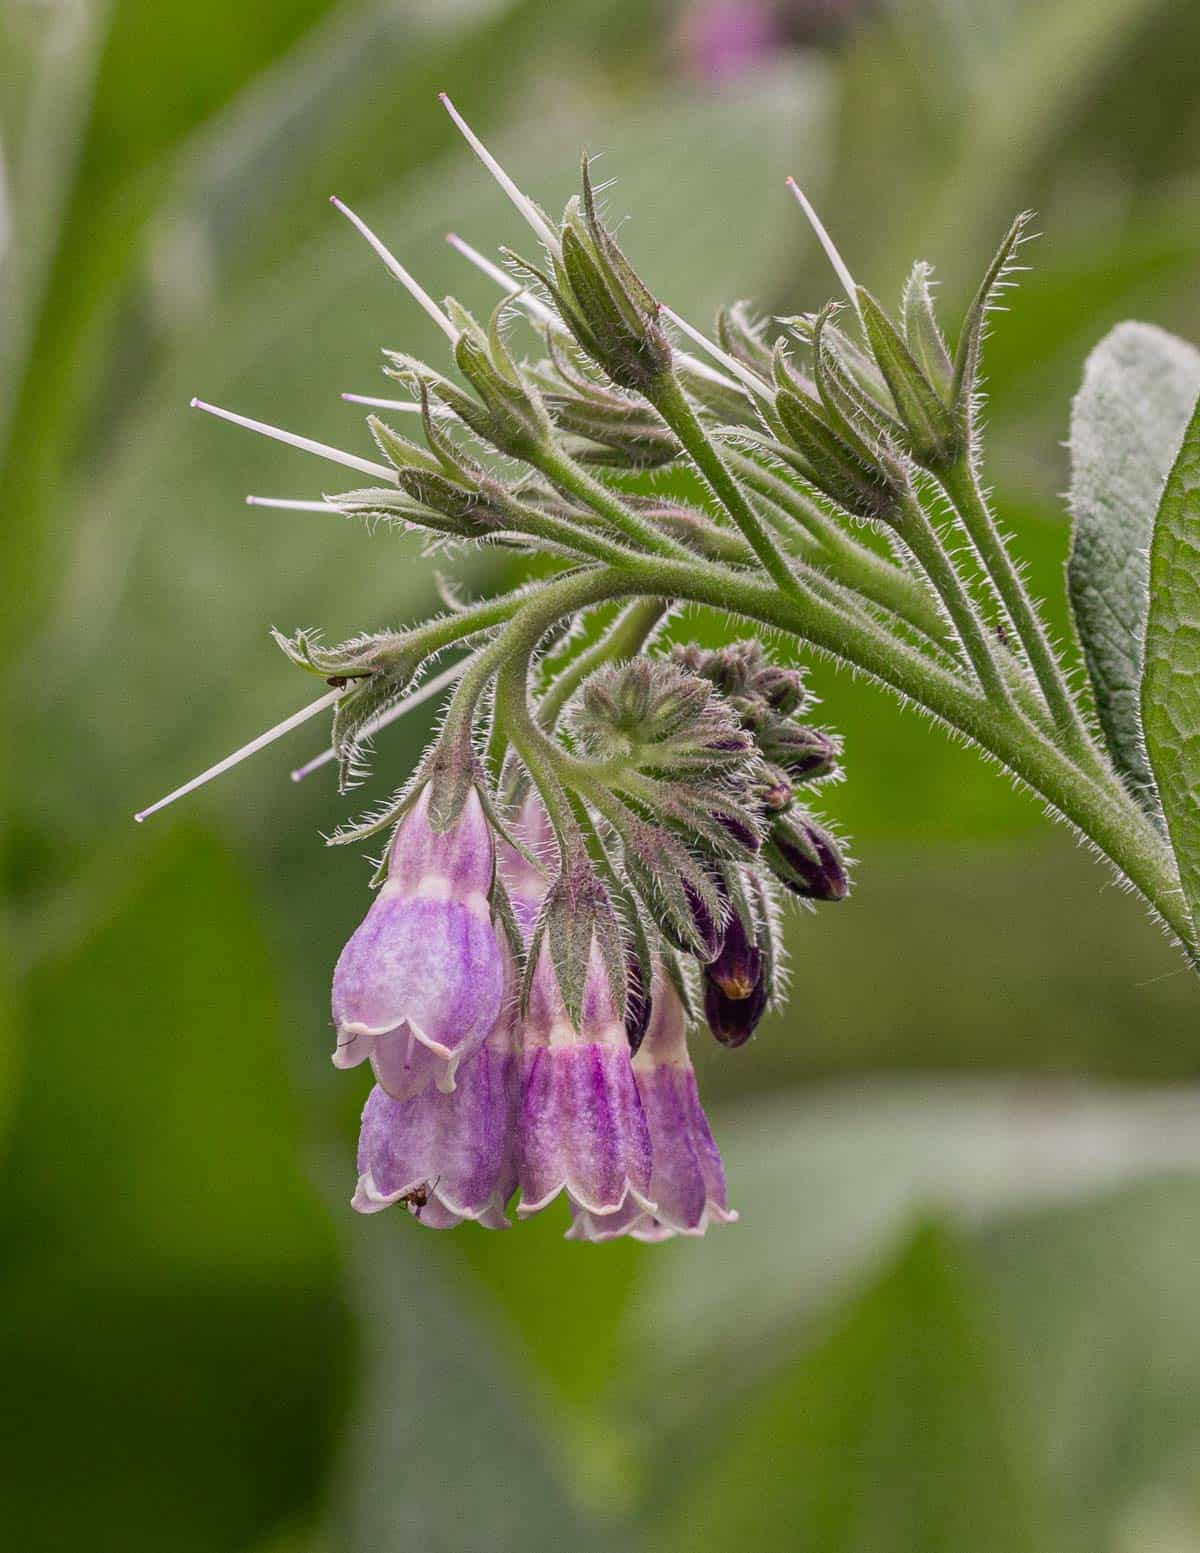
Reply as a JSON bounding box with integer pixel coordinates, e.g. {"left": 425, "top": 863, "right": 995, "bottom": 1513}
{"left": 951, "top": 211, "right": 1033, "bottom": 437}
{"left": 775, "top": 387, "right": 903, "bottom": 522}
{"left": 901, "top": 260, "right": 954, "bottom": 398}
{"left": 857, "top": 285, "right": 960, "bottom": 468}
{"left": 812, "top": 303, "right": 906, "bottom": 451}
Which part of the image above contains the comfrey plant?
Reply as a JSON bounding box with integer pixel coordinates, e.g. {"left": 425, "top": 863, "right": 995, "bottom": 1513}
{"left": 139, "top": 97, "right": 1200, "bottom": 1239}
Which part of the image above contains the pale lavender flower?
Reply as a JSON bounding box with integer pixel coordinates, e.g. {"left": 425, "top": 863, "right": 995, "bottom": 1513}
{"left": 351, "top": 944, "right": 519, "bottom": 1227}
{"left": 568, "top": 972, "right": 735, "bottom": 1242}
{"left": 677, "top": 0, "right": 781, "bottom": 83}
{"left": 517, "top": 939, "right": 655, "bottom": 1223}
{"left": 331, "top": 783, "right": 505, "bottom": 1099}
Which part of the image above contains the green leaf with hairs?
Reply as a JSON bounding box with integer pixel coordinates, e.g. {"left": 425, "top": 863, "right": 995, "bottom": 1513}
{"left": 1142, "top": 384, "right": 1200, "bottom": 946}
{"left": 1069, "top": 322, "right": 1200, "bottom": 806}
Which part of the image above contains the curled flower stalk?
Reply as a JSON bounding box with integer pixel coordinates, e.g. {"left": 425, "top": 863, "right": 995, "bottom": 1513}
{"left": 140, "top": 95, "right": 1200, "bottom": 1237}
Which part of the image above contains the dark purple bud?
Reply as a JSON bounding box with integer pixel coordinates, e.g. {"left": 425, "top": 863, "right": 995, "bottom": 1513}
{"left": 766, "top": 813, "right": 850, "bottom": 901}
{"left": 707, "top": 910, "right": 762, "bottom": 1001}
{"left": 682, "top": 878, "right": 724, "bottom": 962}
{"left": 757, "top": 721, "right": 840, "bottom": 783}
{"left": 712, "top": 806, "right": 763, "bottom": 854}
{"left": 704, "top": 971, "right": 768, "bottom": 1048}
{"left": 752, "top": 664, "right": 808, "bottom": 717}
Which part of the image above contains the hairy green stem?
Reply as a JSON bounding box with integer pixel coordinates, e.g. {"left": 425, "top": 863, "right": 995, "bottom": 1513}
{"left": 895, "top": 493, "right": 1011, "bottom": 706}
{"left": 939, "top": 455, "right": 1097, "bottom": 761}
{"left": 728, "top": 450, "right": 954, "bottom": 651}
{"left": 532, "top": 442, "right": 692, "bottom": 561}
{"left": 648, "top": 372, "right": 806, "bottom": 603}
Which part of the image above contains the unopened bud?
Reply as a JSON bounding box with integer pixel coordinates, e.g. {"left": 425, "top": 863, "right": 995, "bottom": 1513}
{"left": 703, "top": 972, "right": 768, "bottom": 1049}
{"left": 756, "top": 720, "right": 840, "bottom": 784}
{"left": 707, "top": 908, "right": 762, "bottom": 1000}
{"left": 766, "top": 813, "right": 850, "bottom": 901}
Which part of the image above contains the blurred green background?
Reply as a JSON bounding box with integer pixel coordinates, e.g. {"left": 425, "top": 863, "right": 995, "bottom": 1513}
{"left": 4, "top": 1, "right": 1200, "bottom": 1548}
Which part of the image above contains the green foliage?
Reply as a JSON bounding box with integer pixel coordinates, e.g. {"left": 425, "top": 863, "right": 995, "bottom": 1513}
{"left": 660, "top": 1223, "right": 1040, "bottom": 1553}
{"left": 1069, "top": 322, "right": 1200, "bottom": 802}
{"left": 0, "top": 826, "right": 345, "bottom": 1553}
{"left": 1143, "top": 386, "right": 1200, "bottom": 944}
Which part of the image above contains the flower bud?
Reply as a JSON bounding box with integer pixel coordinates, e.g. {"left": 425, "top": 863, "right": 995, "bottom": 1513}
{"left": 703, "top": 972, "right": 769, "bottom": 1049}
{"left": 331, "top": 783, "right": 506, "bottom": 1099}
{"left": 755, "top": 719, "right": 840, "bottom": 783}
{"left": 856, "top": 286, "right": 961, "bottom": 470}
{"left": 750, "top": 663, "right": 809, "bottom": 717}
{"left": 765, "top": 812, "right": 850, "bottom": 901}
{"left": 707, "top": 908, "right": 761, "bottom": 1000}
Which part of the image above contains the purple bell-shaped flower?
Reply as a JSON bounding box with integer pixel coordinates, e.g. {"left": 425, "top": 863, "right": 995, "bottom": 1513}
{"left": 568, "top": 971, "right": 735, "bottom": 1242}
{"left": 331, "top": 783, "right": 506, "bottom": 1099}
{"left": 517, "top": 938, "right": 655, "bottom": 1224}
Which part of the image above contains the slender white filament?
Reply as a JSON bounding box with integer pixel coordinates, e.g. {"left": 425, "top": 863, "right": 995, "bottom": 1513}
{"left": 190, "top": 399, "right": 398, "bottom": 484}
{"left": 438, "top": 93, "right": 560, "bottom": 251}
{"left": 329, "top": 196, "right": 460, "bottom": 344}
{"left": 659, "top": 307, "right": 774, "bottom": 405}
{"left": 134, "top": 687, "right": 344, "bottom": 822}
{"left": 341, "top": 393, "right": 424, "bottom": 411}
{"left": 245, "top": 495, "right": 339, "bottom": 511}
{"left": 289, "top": 657, "right": 469, "bottom": 783}
{"left": 785, "top": 178, "right": 862, "bottom": 321}
{"left": 445, "top": 231, "right": 559, "bottom": 326}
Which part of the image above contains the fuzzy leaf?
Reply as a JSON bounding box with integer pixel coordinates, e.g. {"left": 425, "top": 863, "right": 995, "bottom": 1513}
{"left": 1142, "top": 382, "right": 1200, "bottom": 946}
{"left": 1069, "top": 322, "right": 1200, "bottom": 804}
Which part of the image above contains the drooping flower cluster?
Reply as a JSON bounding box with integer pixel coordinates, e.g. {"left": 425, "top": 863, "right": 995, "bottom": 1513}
{"left": 332, "top": 639, "right": 845, "bottom": 1239}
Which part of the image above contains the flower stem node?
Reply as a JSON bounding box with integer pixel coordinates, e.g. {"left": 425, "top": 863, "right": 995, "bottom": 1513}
{"left": 331, "top": 783, "right": 507, "bottom": 1100}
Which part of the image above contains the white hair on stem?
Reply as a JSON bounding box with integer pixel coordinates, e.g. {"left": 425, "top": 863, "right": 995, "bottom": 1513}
{"left": 190, "top": 399, "right": 398, "bottom": 484}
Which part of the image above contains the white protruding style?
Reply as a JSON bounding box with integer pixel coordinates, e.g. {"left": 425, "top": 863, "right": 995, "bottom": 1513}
{"left": 329, "top": 196, "right": 460, "bottom": 345}
{"left": 342, "top": 393, "right": 424, "bottom": 412}
{"left": 190, "top": 399, "right": 398, "bottom": 484}
{"left": 289, "top": 658, "right": 469, "bottom": 784}
{"left": 659, "top": 306, "right": 774, "bottom": 405}
{"left": 438, "top": 93, "right": 560, "bottom": 251}
{"left": 246, "top": 495, "right": 340, "bottom": 511}
{"left": 785, "top": 178, "right": 862, "bottom": 322}
{"left": 445, "top": 231, "right": 560, "bottom": 326}
{"left": 134, "top": 687, "right": 344, "bottom": 822}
